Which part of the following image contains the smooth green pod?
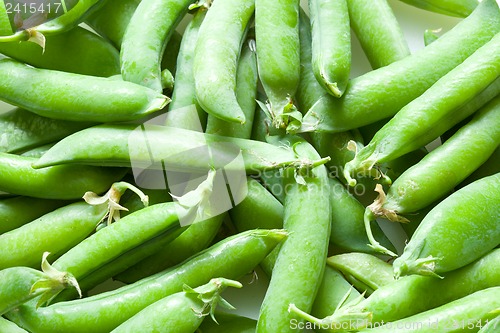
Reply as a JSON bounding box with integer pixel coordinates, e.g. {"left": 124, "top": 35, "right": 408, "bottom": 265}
{"left": 0, "top": 58, "right": 169, "bottom": 122}
{"left": 309, "top": 0, "right": 351, "bottom": 97}
{"left": 347, "top": 0, "right": 410, "bottom": 69}
{"left": 393, "top": 173, "right": 500, "bottom": 278}
{"left": 0, "top": 153, "right": 126, "bottom": 199}
{"left": 193, "top": 0, "right": 254, "bottom": 124}
{"left": 120, "top": 0, "right": 192, "bottom": 92}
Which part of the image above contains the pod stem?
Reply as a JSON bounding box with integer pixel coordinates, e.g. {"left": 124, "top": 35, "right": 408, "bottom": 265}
{"left": 368, "top": 184, "right": 409, "bottom": 223}
{"left": 31, "top": 252, "right": 81, "bottom": 307}
{"left": 364, "top": 207, "right": 397, "bottom": 257}
{"left": 393, "top": 255, "right": 444, "bottom": 279}
{"left": 184, "top": 278, "right": 242, "bottom": 323}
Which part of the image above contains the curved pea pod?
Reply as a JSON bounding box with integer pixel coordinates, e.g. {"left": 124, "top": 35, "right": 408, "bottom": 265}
{"left": 0, "top": 58, "right": 169, "bottom": 122}
{"left": 295, "top": 8, "right": 359, "bottom": 180}
{"left": 293, "top": 249, "right": 500, "bottom": 331}
{"left": 0, "top": 108, "right": 93, "bottom": 154}
{"left": 326, "top": 252, "right": 394, "bottom": 296}
{"left": 255, "top": 0, "right": 301, "bottom": 130}
{"left": 5, "top": 229, "right": 287, "bottom": 333}
{"left": 0, "top": 254, "right": 80, "bottom": 315}
{"left": 347, "top": 0, "right": 410, "bottom": 69}
{"left": 398, "top": 0, "right": 478, "bottom": 17}
{"left": 111, "top": 278, "right": 242, "bottom": 333}
{"left": 257, "top": 139, "right": 332, "bottom": 333}
{"left": 343, "top": 32, "right": 500, "bottom": 186}
{"left": 0, "top": 196, "right": 67, "bottom": 235}
{"left": 197, "top": 312, "right": 257, "bottom": 333}
{"left": 299, "top": 0, "right": 500, "bottom": 134}
{"left": 205, "top": 38, "right": 258, "bottom": 136}
{"left": 193, "top": 0, "right": 254, "bottom": 124}
{"left": 309, "top": 0, "right": 351, "bottom": 97}
{"left": 0, "top": 316, "right": 28, "bottom": 333}
{"left": 0, "top": 27, "right": 119, "bottom": 77}
{"left": 32, "top": 124, "right": 327, "bottom": 174}
{"left": 393, "top": 173, "right": 500, "bottom": 278}
{"left": 0, "top": 201, "right": 108, "bottom": 269}
{"left": 0, "top": 0, "right": 105, "bottom": 46}
{"left": 367, "top": 95, "right": 500, "bottom": 225}
{"left": 357, "top": 287, "right": 500, "bottom": 333}
{"left": 0, "top": 153, "right": 125, "bottom": 199}
{"left": 166, "top": 6, "right": 208, "bottom": 131}
{"left": 120, "top": 0, "right": 192, "bottom": 92}
{"left": 85, "top": 0, "right": 141, "bottom": 50}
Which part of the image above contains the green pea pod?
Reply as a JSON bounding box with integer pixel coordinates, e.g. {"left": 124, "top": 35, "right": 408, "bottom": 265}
{"left": 0, "top": 108, "right": 93, "bottom": 154}
{"left": 299, "top": 0, "right": 500, "bottom": 133}
{"left": 398, "top": 0, "right": 478, "bottom": 17}
{"left": 113, "top": 215, "right": 223, "bottom": 284}
{"left": 111, "top": 278, "right": 242, "bottom": 333}
{"left": 309, "top": 0, "right": 350, "bottom": 97}
{"left": 357, "top": 287, "right": 500, "bottom": 333}
{"left": 255, "top": 0, "right": 301, "bottom": 129}
{"left": 257, "top": 138, "right": 331, "bottom": 333}
{"left": 0, "top": 201, "right": 108, "bottom": 269}
{"left": 0, "top": 0, "right": 105, "bottom": 46}
{"left": 295, "top": 8, "right": 358, "bottom": 181}
{"left": 326, "top": 253, "right": 394, "bottom": 296}
{"left": 32, "top": 124, "right": 328, "bottom": 174}
{"left": 367, "top": 95, "right": 500, "bottom": 224}
{"left": 51, "top": 202, "right": 185, "bottom": 282}
{"left": 295, "top": 249, "right": 500, "bottom": 331}
{"left": 0, "top": 153, "right": 126, "bottom": 199}
{"left": 0, "top": 58, "right": 169, "bottom": 122}
{"left": 197, "top": 312, "right": 257, "bottom": 333}
{"left": 205, "top": 38, "right": 258, "bottom": 137}
{"left": 166, "top": 6, "right": 208, "bottom": 131}
{"left": 0, "top": 196, "right": 67, "bottom": 235}
{"left": 347, "top": 0, "right": 410, "bottom": 69}
{"left": 0, "top": 255, "right": 80, "bottom": 315}
{"left": 85, "top": 0, "right": 141, "bottom": 49}
{"left": 120, "top": 0, "right": 192, "bottom": 92}
{"left": 193, "top": 0, "right": 254, "bottom": 124}
{"left": 0, "top": 26, "right": 119, "bottom": 77}
{"left": 344, "top": 32, "right": 500, "bottom": 186}
{"left": 0, "top": 316, "right": 27, "bottom": 333}
{"left": 393, "top": 173, "right": 500, "bottom": 278}
{"left": 5, "top": 229, "right": 287, "bottom": 333}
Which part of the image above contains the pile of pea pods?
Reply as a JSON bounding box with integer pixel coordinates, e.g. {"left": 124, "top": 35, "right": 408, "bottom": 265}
{"left": 0, "top": 0, "right": 499, "bottom": 332}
